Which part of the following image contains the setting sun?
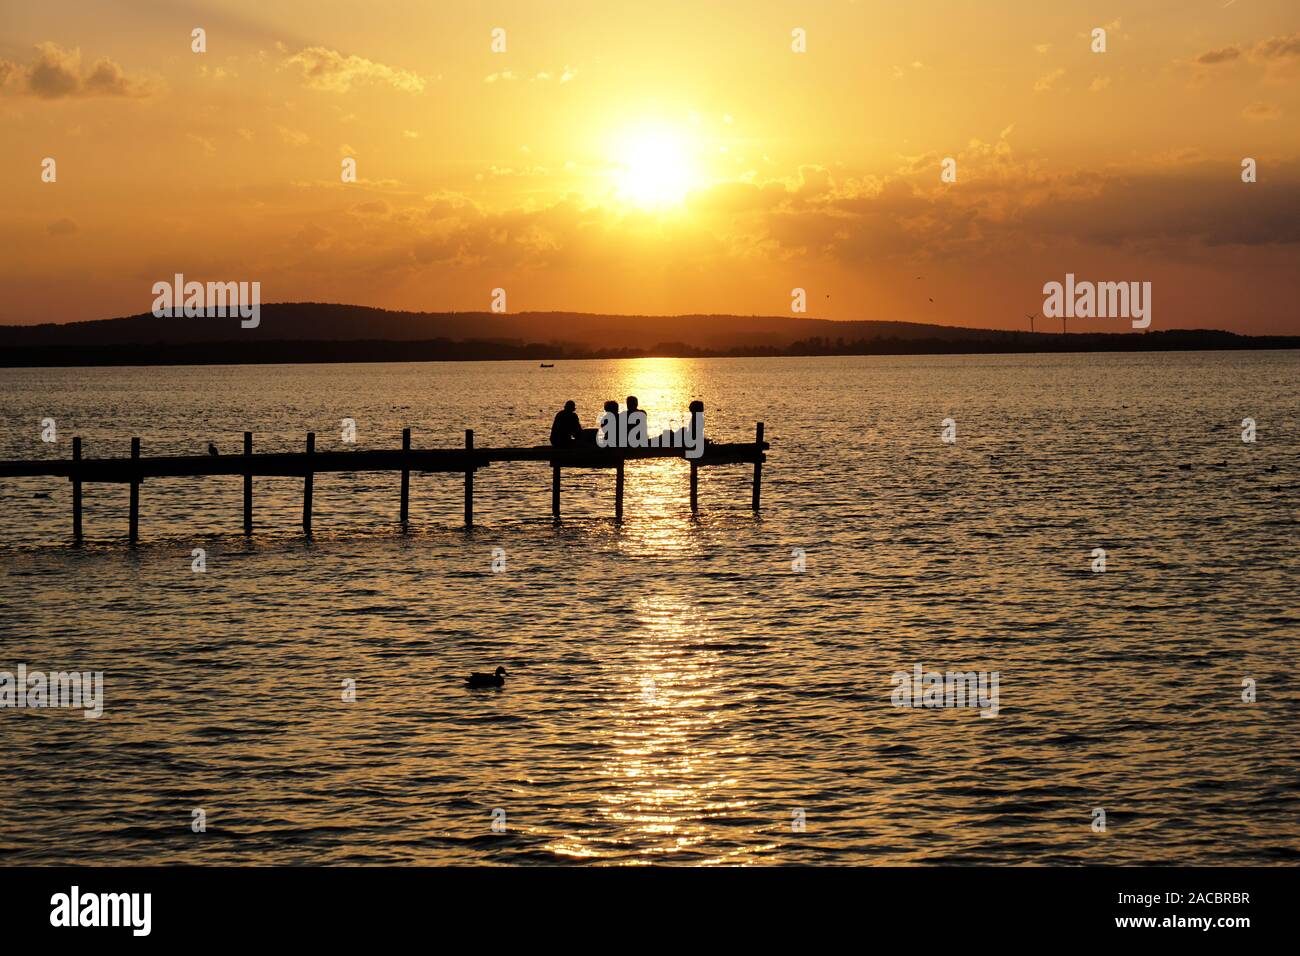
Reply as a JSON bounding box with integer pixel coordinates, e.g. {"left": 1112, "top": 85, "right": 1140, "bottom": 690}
{"left": 612, "top": 123, "right": 700, "bottom": 209}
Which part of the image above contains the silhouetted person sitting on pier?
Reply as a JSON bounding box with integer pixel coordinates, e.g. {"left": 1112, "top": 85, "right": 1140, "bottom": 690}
{"left": 658, "top": 400, "right": 706, "bottom": 456}
{"left": 550, "top": 400, "right": 582, "bottom": 448}
{"left": 688, "top": 399, "right": 705, "bottom": 444}
{"left": 597, "top": 400, "right": 620, "bottom": 447}
{"left": 208, "top": 443, "right": 219, "bottom": 456}
{"left": 625, "top": 396, "right": 647, "bottom": 446}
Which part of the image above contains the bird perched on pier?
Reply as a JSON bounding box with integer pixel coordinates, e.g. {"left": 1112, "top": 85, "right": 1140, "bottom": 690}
{"left": 465, "top": 666, "right": 507, "bottom": 688}
{"left": 207, "top": 443, "right": 219, "bottom": 456}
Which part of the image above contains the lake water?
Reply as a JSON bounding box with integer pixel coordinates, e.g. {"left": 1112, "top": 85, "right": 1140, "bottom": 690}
{"left": 1, "top": 352, "right": 1297, "bottom": 864}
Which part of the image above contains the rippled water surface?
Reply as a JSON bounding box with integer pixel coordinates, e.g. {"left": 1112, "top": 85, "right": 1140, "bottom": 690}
{"left": 1, "top": 352, "right": 1297, "bottom": 865}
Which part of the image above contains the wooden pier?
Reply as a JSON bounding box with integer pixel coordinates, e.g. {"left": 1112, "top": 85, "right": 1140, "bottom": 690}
{"left": 0, "top": 424, "right": 769, "bottom": 542}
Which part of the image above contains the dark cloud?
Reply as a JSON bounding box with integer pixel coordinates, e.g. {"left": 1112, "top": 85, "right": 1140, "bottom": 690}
{"left": 1196, "top": 47, "right": 1240, "bottom": 65}
{"left": 1012, "top": 165, "right": 1300, "bottom": 248}
{"left": 47, "top": 219, "right": 78, "bottom": 236}
{"left": 2, "top": 43, "right": 150, "bottom": 98}
{"left": 1254, "top": 32, "right": 1300, "bottom": 60}
{"left": 27, "top": 44, "right": 82, "bottom": 98}
{"left": 83, "top": 58, "right": 135, "bottom": 96}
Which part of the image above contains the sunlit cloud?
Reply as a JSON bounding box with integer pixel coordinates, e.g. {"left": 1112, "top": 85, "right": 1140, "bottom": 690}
{"left": 285, "top": 46, "right": 428, "bottom": 93}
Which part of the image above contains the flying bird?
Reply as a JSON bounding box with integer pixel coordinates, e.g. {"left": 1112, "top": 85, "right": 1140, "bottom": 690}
{"left": 465, "top": 666, "right": 507, "bottom": 688}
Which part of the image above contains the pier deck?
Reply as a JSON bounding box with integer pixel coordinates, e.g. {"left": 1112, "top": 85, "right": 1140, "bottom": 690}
{"left": 0, "top": 424, "right": 769, "bottom": 541}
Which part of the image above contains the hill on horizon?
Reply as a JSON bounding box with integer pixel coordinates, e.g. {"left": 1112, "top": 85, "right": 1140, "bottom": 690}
{"left": 0, "top": 302, "right": 1248, "bottom": 351}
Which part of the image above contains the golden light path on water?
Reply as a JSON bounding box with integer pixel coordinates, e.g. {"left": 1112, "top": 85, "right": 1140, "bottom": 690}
{"left": 542, "top": 359, "right": 775, "bottom": 863}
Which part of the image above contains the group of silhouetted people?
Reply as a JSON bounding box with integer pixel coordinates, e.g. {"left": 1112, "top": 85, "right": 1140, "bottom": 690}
{"left": 549, "top": 397, "right": 706, "bottom": 456}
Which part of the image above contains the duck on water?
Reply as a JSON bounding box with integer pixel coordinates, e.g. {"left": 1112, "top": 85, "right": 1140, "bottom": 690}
{"left": 465, "top": 666, "right": 507, "bottom": 688}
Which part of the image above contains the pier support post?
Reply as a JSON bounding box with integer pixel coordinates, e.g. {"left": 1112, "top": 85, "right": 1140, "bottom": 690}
{"left": 752, "top": 422, "right": 764, "bottom": 511}
{"left": 72, "top": 437, "right": 83, "bottom": 543}
{"left": 129, "top": 437, "right": 140, "bottom": 543}
{"left": 400, "top": 428, "right": 411, "bottom": 526}
{"left": 302, "top": 432, "right": 314, "bottom": 535}
{"left": 552, "top": 464, "right": 561, "bottom": 520}
{"left": 243, "top": 431, "right": 253, "bottom": 535}
{"left": 464, "top": 429, "right": 474, "bottom": 528}
{"left": 615, "top": 458, "right": 625, "bottom": 523}
{"left": 689, "top": 460, "right": 699, "bottom": 514}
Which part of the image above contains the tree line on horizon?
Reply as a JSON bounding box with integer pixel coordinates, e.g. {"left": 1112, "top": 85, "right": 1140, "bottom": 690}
{"left": 1, "top": 328, "right": 1297, "bottom": 367}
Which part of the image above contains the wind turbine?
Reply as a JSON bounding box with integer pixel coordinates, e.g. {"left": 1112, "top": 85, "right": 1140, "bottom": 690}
{"left": 1026, "top": 311, "right": 1037, "bottom": 333}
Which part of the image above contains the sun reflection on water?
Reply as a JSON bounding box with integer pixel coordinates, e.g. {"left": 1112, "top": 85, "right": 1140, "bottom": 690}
{"left": 543, "top": 592, "right": 771, "bottom": 864}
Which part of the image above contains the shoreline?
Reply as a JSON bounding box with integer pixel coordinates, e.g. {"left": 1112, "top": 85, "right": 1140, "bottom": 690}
{"left": 3, "top": 338, "right": 1298, "bottom": 370}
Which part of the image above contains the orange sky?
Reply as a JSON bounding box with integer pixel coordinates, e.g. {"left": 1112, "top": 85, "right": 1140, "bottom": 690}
{"left": 2, "top": 0, "right": 1298, "bottom": 334}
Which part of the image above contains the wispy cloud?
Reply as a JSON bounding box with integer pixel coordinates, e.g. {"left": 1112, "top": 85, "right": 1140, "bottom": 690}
{"left": 486, "top": 68, "right": 578, "bottom": 84}
{"left": 1196, "top": 46, "right": 1241, "bottom": 65}
{"left": 1242, "top": 102, "right": 1281, "bottom": 120}
{"left": 1033, "top": 68, "right": 1065, "bottom": 93}
{"left": 285, "top": 46, "right": 427, "bottom": 93}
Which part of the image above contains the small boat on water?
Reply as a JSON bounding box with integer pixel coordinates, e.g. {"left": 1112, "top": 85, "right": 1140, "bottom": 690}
{"left": 540, "top": 363, "right": 554, "bottom": 368}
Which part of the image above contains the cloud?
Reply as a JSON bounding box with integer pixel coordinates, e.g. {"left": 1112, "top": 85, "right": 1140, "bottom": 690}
{"left": 208, "top": 153, "right": 1300, "bottom": 315}
{"left": 1089, "top": 76, "right": 1111, "bottom": 92}
{"left": 1253, "top": 32, "right": 1300, "bottom": 60}
{"left": 1196, "top": 46, "right": 1240, "bottom": 65}
{"left": 1033, "top": 68, "right": 1065, "bottom": 93}
{"left": 1242, "top": 102, "right": 1281, "bottom": 120}
{"left": 187, "top": 133, "right": 217, "bottom": 154}
{"left": 285, "top": 47, "right": 427, "bottom": 93}
{"left": 1011, "top": 164, "right": 1300, "bottom": 248}
{"left": 1192, "top": 33, "right": 1299, "bottom": 73}
{"left": 1, "top": 43, "right": 150, "bottom": 98}
{"left": 47, "top": 218, "right": 77, "bottom": 236}
{"left": 477, "top": 164, "right": 550, "bottom": 180}
{"left": 488, "top": 68, "right": 576, "bottom": 84}
{"left": 279, "top": 127, "right": 310, "bottom": 146}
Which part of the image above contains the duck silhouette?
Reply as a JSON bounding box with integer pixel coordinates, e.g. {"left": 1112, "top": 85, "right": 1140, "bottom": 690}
{"left": 465, "top": 666, "right": 507, "bottom": 688}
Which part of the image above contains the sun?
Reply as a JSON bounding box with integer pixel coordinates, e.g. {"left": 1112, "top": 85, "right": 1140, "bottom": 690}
{"left": 613, "top": 123, "right": 700, "bottom": 209}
